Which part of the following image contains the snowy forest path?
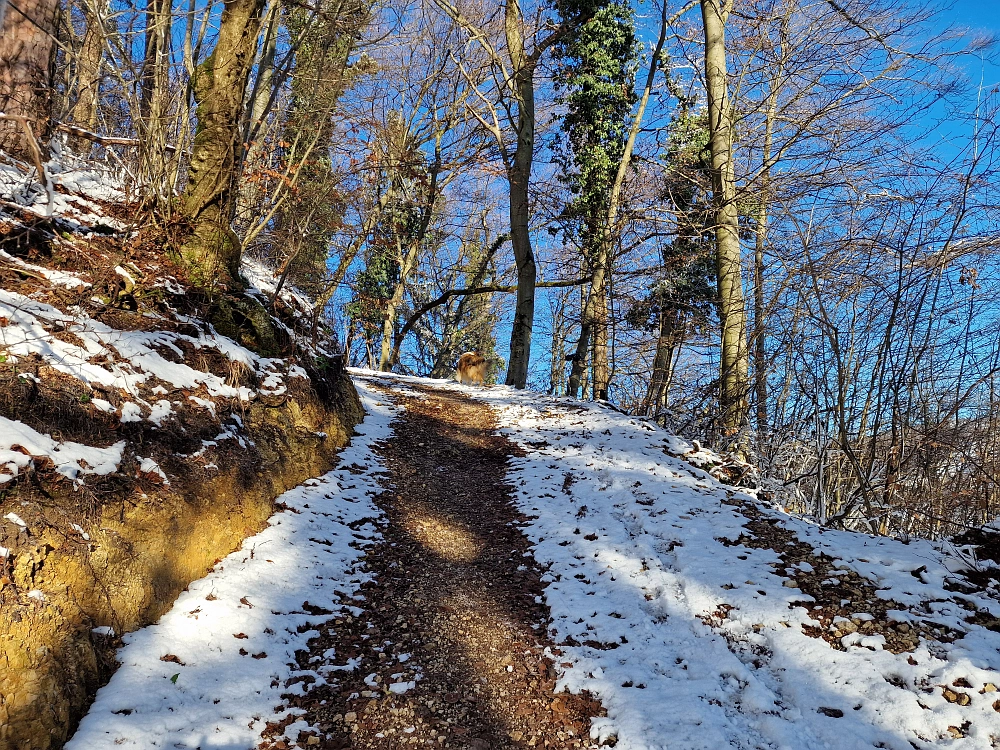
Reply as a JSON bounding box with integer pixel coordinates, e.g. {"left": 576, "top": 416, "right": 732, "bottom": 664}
{"left": 269, "top": 377, "right": 606, "bottom": 750}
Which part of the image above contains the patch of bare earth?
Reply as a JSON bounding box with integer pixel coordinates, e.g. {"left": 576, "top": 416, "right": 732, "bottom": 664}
{"left": 265, "top": 381, "right": 607, "bottom": 750}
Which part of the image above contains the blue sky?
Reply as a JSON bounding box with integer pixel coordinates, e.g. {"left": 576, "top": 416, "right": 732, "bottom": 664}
{"left": 951, "top": 0, "right": 1000, "bottom": 34}
{"left": 949, "top": 0, "right": 1000, "bottom": 85}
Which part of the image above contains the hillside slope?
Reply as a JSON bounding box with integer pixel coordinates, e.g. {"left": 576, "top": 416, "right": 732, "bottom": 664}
{"left": 63, "top": 372, "right": 1000, "bottom": 750}
{"left": 467, "top": 377, "right": 1000, "bottom": 749}
{"left": 0, "top": 159, "right": 363, "bottom": 749}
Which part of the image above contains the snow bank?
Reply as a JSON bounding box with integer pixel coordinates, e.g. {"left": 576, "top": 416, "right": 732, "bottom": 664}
{"left": 0, "top": 248, "right": 90, "bottom": 289}
{"left": 0, "top": 289, "right": 302, "bottom": 428}
{"left": 242, "top": 257, "right": 313, "bottom": 314}
{"left": 455, "top": 382, "right": 1000, "bottom": 750}
{"left": 0, "top": 160, "right": 126, "bottom": 229}
{"left": 66, "top": 379, "right": 397, "bottom": 749}
{"left": 0, "top": 415, "right": 125, "bottom": 485}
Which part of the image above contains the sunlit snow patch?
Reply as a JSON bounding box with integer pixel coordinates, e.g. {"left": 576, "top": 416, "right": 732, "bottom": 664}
{"left": 65, "top": 379, "right": 398, "bottom": 749}
{"left": 0, "top": 415, "right": 125, "bottom": 485}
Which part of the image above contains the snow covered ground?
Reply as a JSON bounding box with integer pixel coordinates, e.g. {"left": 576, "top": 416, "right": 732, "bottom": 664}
{"left": 0, "top": 283, "right": 314, "bottom": 487}
{"left": 460, "top": 380, "right": 1000, "bottom": 750}
{"left": 0, "top": 158, "right": 126, "bottom": 228}
{"left": 63, "top": 372, "right": 1000, "bottom": 749}
{"left": 0, "top": 287, "right": 297, "bottom": 406}
{"left": 65, "top": 380, "right": 397, "bottom": 749}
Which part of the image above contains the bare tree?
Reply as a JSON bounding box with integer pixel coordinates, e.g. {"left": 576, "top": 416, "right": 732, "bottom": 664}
{"left": 0, "top": 0, "right": 61, "bottom": 157}
{"left": 700, "top": 0, "right": 749, "bottom": 437}
{"left": 431, "top": 0, "right": 572, "bottom": 387}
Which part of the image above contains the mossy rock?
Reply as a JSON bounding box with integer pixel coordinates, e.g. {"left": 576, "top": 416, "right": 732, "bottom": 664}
{"left": 209, "top": 294, "right": 288, "bottom": 357}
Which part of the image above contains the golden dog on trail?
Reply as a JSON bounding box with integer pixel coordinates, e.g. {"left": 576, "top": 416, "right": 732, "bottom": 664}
{"left": 455, "top": 351, "right": 487, "bottom": 385}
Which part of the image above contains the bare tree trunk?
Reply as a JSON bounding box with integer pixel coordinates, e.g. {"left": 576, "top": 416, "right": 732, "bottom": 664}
{"left": 344, "top": 316, "right": 357, "bottom": 364}
{"left": 378, "top": 241, "right": 422, "bottom": 371}
{"left": 171, "top": 0, "right": 203, "bottom": 197}
{"left": 504, "top": 60, "right": 537, "bottom": 388}
{"left": 430, "top": 300, "right": 464, "bottom": 378}
{"left": 645, "top": 306, "right": 682, "bottom": 416}
{"left": 549, "top": 292, "right": 568, "bottom": 395}
{"left": 567, "top": 227, "right": 611, "bottom": 400}
{"left": 430, "top": 0, "right": 570, "bottom": 388}
{"left": 0, "top": 0, "right": 60, "bottom": 159}
{"left": 645, "top": 343, "right": 671, "bottom": 417}
{"left": 242, "top": 0, "right": 280, "bottom": 145}
{"left": 179, "top": 0, "right": 266, "bottom": 286}
{"left": 753, "top": 10, "right": 787, "bottom": 440}
{"left": 69, "top": 0, "right": 104, "bottom": 141}
{"left": 568, "top": 257, "right": 600, "bottom": 397}
{"left": 701, "top": 0, "right": 749, "bottom": 435}
{"left": 593, "top": 286, "right": 609, "bottom": 399}
{"left": 138, "top": 0, "right": 172, "bottom": 201}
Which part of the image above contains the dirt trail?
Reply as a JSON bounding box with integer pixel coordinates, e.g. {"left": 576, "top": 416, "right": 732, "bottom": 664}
{"left": 267, "top": 379, "right": 605, "bottom": 749}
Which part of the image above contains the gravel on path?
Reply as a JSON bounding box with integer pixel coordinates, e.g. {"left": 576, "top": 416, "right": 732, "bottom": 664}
{"left": 264, "top": 379, "right": 607, "bottom": 750}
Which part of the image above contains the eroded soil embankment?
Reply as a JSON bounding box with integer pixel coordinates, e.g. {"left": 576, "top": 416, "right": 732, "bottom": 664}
{"left": 267, "top": 380, "right": 607, "bottom": 750}
{"left": 0, "top": 367, "right": 364, "bottom": 750}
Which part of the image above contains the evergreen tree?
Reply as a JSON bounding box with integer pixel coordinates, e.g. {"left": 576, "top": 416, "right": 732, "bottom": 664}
{"left": 628, "top": 98, "right": 716, "bottom": 418}
{"left": 552, "top": 0, "right": 639, "bottom": 398}
{"left": 553, "top": 0, "right": 638, "bottom": 260}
